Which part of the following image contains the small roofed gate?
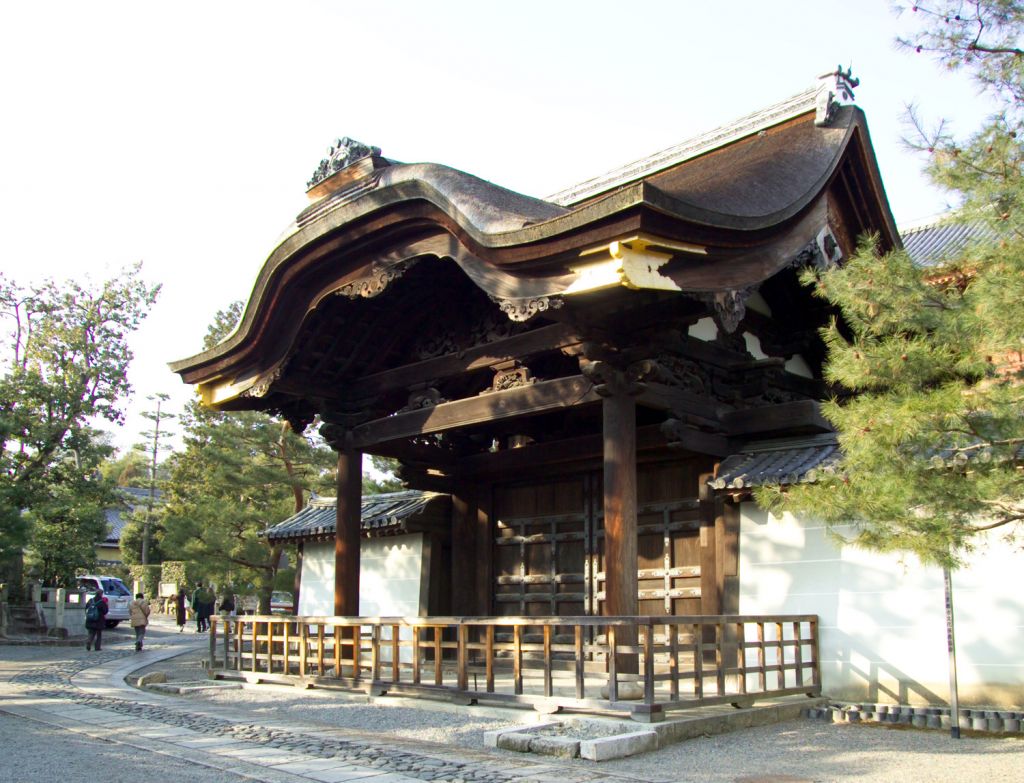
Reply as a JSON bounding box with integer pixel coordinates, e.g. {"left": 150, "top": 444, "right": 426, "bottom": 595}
{"left": 170, "top": 71, "right": 899, "bottom": 648}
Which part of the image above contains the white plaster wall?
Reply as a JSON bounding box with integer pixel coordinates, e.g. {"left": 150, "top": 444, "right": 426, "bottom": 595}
{"left": 298, "top": 534, "right": 429, "bottom": 618}
{"left": 298, "top": 534, "right": 430, "bottom": 666}
{"left": 739, "top": 502, "right": 1024, "bottom": 706}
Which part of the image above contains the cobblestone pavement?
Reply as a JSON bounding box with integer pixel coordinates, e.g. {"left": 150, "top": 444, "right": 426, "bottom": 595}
{"left": 0, "top": 626, "right": 629, "bottom": 783}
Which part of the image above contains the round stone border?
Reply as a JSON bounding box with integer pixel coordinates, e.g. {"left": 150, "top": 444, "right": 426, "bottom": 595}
{"left": 803, "top": 703, "right": 1024, "bottom": 734}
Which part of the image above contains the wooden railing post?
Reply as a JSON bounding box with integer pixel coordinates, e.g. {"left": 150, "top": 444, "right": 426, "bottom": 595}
{"left": 457, "top": 623, "right": 468, "bottom": 691}
{"left": 757, "top": 621, "right": 767, "bottom": 692}
{"left": 284, "top": 621, "right": 291, "bottom": 674}
{"left": 222, "top": 617, "right": 229, "bottom": 670}
{"left": 668, "top": 622, "right": 679, "bottom": 701}
{"left": 809, "top": 617, "right": 820, "bottom": 687}
{"left": 209, "top": 616, "right": 217, "bottom": 669}
{"left": 317, "top": 623, "right": 326, "bottom": 676}
{"left": 371, "top": 624, "right": 381, "bottom": 683}
{"left": 486, "top": 625, "right": 495, "bottom": 693}
{"left": 513, "top": 624, "right": 523, "bottom": 695}
{"left": 716, "top": 620, "right": 726, "bottom": 696}
{"left": 736, "top": 621, "right": 747, "bottom": 695}
{"left": 433, "top": 625, "right": 442, "bottom": 685}
{"left": 793, "top": 621, "right": 804, "bottom": 687}
{"left": 392, "top": 624, "right": 400, "bottom": 683}
{"left": 334, "top": 625, "right": 342, "bottom": 679}
{"left": 574, "top": 625, "right": 584, "bottom": 699}
{"left": 607, "top": 625, "right": 618, "bottom": 702}
{"left": 693, "top": 621, "right": 704, "bottom": 701}
{"left": 542, "top": 625, "right": 552, "bottom": 697}
{"left": 299, "top": 621, "right": 308, "bottom": 677}
{"left": 412, "top": 625, "right": 421, "bottom": 684}
{"left": 643, "top": 622, "right": 655, "bottom": 704}
{"left": 775, "top": 621, "right": 785, "bottom": 689}
{"left": 353, "top": 624, "right": 362, "bottom": 682}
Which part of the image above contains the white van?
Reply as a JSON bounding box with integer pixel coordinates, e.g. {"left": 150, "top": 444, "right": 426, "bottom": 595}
{"left": 76, "top": 574, "right": 132, "bottom": 627}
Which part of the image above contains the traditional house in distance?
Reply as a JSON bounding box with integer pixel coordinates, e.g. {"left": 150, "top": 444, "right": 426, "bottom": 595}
{"left": 96, "top": 486, "right": 161, "bottom": 568}
{"left": 173, "top": 70, "right": 1023, "bottom": 709}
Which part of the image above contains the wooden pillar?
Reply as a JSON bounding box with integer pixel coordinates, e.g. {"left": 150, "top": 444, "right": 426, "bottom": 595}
{"left": 698, "top": 474, "right": 722, "bottom": 663}
{"left": 602, "top": 386, "right": 638, "bottom": 674}
{"left": 335, "top": 447, "right": 362, "bottom": 616}
{"left": 474, "top": 487, "right": 493, "bottom": 616}
{"left": 698, "top": 474, "right": 721, "bottom": 617}
{"left": 293, "top": 542, "right": 304, "bottom": 614}
{"left": 603, "top": 390, "right": 638, "bottom": 619}
{"left": 721, "top": 498, "right": 741, "bottom": 614}
{"left": 451, "top": 488, "right": 476, "bottom": 617}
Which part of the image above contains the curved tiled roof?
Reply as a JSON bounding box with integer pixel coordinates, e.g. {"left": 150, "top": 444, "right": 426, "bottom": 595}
{"left": 264, "top": 490, "right": 449, "bottom": 542}
{"left": 710, "top": 434, "right": 841, "bottom": 490}
{"left": 170, "top": 73, "right": 899, "bottom": 406}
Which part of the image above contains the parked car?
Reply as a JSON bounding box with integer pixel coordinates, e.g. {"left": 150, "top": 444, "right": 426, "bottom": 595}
{"left": 76, "top": 575, "right": 132, "bottom": 628}
{"left": 270, "top": 591, "right": 295, "bottom": 614}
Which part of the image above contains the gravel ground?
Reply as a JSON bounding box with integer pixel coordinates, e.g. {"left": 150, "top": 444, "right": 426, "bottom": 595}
{"left": 131, "top": 649, "right": 1024, "bottom": 782}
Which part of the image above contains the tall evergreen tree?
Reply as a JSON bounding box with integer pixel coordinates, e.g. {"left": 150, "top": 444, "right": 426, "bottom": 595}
{"left": 758, "top": 1, "right": 1024, "bottom": 567}
{"left": 160, "top": 304, "right": 335, "bottom": 611}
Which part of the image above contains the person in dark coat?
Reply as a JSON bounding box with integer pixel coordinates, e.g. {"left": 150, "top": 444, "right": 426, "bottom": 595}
{"left": 84, "top": 588, "right": 109, "bottom": 651}
{"left": 192, "top": 582, "right": 211, "bottom": 632}
{"left": 175, "top": 588, "right": 188, "bottom": 632}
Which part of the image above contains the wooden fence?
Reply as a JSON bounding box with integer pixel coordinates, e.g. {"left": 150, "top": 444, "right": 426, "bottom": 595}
{"left": 208, "top": 614, "right": 819, "bottom": 721}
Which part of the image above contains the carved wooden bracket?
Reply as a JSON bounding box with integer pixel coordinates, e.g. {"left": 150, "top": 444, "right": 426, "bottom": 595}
{"left": 489, "top": 363, "right": 535, "bottom": 393}
{"left": 336, "top": 259, "right": 417, "bottom": 300}
{"left": 398, "top": 386, "right": 446, "bottom": 413}
{"left": 582, "top": 359, "right": 658, "bottom": 397}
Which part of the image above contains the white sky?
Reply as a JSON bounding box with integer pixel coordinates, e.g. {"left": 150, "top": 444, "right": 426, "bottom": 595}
{"left": 0, "top": 0, "right": 992, "bottom": 453}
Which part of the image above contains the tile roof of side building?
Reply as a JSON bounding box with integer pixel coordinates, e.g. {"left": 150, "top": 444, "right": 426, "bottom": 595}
{"left": 264, "top": 491, "right": 451, "bottom": 542}
{"left": 900, "top": 215, "right": 1000, "bottom": 267}
{"left": 101, "top": 487, "right": 162, "bottom": 545}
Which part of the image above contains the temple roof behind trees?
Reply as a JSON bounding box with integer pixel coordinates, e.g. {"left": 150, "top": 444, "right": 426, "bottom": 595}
{"left": 901, "top": 216, "right": 1000, "bottom": 267}
{"left": 169, "top": 69, "right": 899, "bottom": 404}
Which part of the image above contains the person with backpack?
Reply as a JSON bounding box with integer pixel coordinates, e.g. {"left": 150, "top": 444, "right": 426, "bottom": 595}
{"left": 129, "top": 592, "right": 151, "bottom": 651}
{"left": 84, "top": 588, "right": 109, "bottom": 651}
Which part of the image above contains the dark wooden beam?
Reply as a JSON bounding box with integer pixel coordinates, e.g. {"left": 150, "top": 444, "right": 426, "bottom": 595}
{"left": 350, "top": 375, "right": 600, "bottom": 449}
{"left": 723, "top": 399, "right": 832, "bottom": 437}
{"left": 347, "top": 323, "right": 583, "bottom": 398}
{"left": 637, "top": 381, "right": 726, "bottom": 431}
{"left": 455, "top": 424, "right": 672, "bottom": 477}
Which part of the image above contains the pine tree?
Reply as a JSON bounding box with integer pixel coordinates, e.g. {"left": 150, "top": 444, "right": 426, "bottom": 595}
{"left": 160, "top": 304, "right": 336, "bottom": 612}
{"left": 758, "top": 1, "right": 1024, "bottom": 567}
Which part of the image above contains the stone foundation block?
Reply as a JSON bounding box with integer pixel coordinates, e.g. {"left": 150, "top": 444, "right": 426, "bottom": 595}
{"left": 579, "top": 730, "right": 657, "bottom": 762}
{"left": 528, "top": 735, "right": 580, "bottom": 759}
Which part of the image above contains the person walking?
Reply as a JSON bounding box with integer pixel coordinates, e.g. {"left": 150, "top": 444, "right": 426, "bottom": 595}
{"left": 175, "top": 587, "right": 188, "bottom": 632}
{"left": 84, "top": 588, "right": 108, "bottom": 651}
{"left": 129, "top": 592, "right": 151, "bottom": 651}
{"left": 192, "top": 582, "right": 210, "bottom": 632}
{"left": 218, "top": 590, "right": 236, "bottom": 616}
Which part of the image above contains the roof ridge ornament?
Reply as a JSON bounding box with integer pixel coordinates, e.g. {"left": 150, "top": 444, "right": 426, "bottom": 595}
{"left": 815, "top": 66, "right": 860, "bottom": 127}
{"left": 307, "top": 136, "right": 382, "bottom": 190}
